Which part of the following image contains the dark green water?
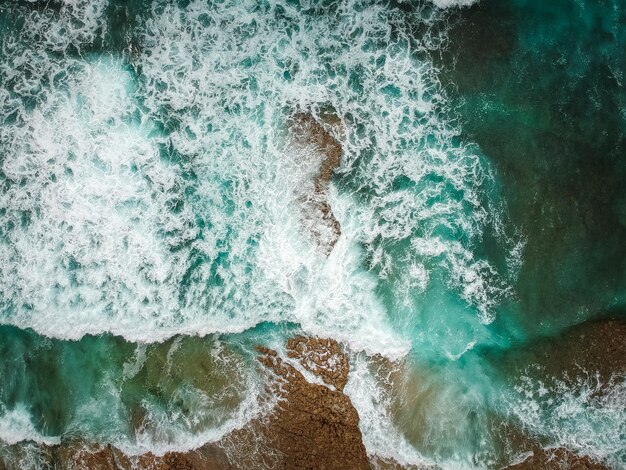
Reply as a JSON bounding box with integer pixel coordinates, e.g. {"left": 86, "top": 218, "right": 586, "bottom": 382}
{"left": 0, "top": 0, "right": 625, "bottom": 468}
{"left": 440, "top": 0, "right": 626, "bottom": 336}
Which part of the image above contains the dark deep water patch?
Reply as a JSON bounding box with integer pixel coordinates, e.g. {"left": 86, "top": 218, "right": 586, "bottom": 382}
{"left": 439, "top": 0, "right": 626, "bottom": 338}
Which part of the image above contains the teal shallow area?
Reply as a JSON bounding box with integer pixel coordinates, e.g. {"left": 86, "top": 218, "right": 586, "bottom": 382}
{"left": 0, "top": 0, "right": 625, "bottom": 468}
{"left": 0, "top": 322, "right": 298, "bottom": 451}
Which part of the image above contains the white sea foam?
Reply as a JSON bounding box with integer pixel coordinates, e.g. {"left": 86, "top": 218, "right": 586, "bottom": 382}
{"left": 0, "top": 406, "right": 60, "bottom": 446}
{"left": 507, "top": 373, "right": 626, "bottom": 467}
{"left": 0, "top": 0, "right": 516, "bottom": 347}
{"left": 124, "top": 381, "right": 264, "bottom": 456}
{"left": 0, "top": 395, "right": 263, "bottom": 458}
{"left": 0, "top": 441, "right": 55, "bottom": 470}
{"left": 431, "top": 0, "right": 478, "bottom": 9}
{"left": 345, "top": 354, "right": 436, "bottom": 467}
{"left": 345, "top": 352, "right": 508, "bottom": 469}
{"left": 0, "top": 0, "right": 521, "bottom": 458}
{"left": 445, "top": 340, "right": 476, "bottom": 360}
{"left": 138, "top": 0, "right": 518, "bottom": 333}
{"left": 20, "top": 0, "right": 109, "bottom": 53}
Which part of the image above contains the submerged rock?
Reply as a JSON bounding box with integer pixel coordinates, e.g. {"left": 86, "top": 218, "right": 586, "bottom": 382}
{"left": 18, "top": 337, "right": 369, "bottom": 470}
{"left": 493, "top": 318, "right": 626, "bottom": 393}
{"left": 496, "top": 318, "right": 626, "bottom": 469}
{"left": 552, "top": 318, "right": 626, "bottom": 383}
{"left": 506, "top": 447, "right": 610, "bottom": 470}
{"left": 288, "top": 111, "right": 343, "bottom": 255}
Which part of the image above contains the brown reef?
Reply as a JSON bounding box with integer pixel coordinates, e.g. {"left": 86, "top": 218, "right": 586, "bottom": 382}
{"left": 498, "top": 318, "right": 626, "bottom": 470}
{"left": 6, "top": 337, "right": 368, "bottom": 470}
{"left": 2, "top": 321, "right": 624, "bottom": 469}
{"left": 494, "top": 318, "right": 626, "bottom": 397}
{"left": 248, "top": 339, "right": 369, "bottom": 469}
{"left": 288, "top": 111, "right": 343, "bottom": 255}
{"left": 506, "top": 447, "right": 610, "bottom": 470}
{"left": 546, "top": 318, "right": 626, "bottom": 383}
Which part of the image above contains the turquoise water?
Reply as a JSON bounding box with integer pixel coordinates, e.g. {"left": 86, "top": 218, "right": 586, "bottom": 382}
{"left": 0, "top": 0, "right": 625, "bottom": 468}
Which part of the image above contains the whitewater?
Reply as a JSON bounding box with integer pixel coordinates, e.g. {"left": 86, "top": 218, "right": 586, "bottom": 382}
{"left": 0, "top": 0, "right": 624, "bottom": 468}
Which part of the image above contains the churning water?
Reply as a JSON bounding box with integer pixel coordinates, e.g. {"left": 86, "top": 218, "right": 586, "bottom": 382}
{"left": 0, "top": 0, "right": 624, "bottom": 468}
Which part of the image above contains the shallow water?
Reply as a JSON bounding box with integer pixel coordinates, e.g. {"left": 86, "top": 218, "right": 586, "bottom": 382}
{"left": 0, "top": 0, "right": 624, "bottom": 468}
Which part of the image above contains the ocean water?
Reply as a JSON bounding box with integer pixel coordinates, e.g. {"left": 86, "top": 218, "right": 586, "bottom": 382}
{"left": 0, "top": 0, "right": 624, "bottom": 468}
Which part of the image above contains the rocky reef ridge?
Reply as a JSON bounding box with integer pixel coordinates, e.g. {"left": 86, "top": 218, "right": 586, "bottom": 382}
{"left": 288, "top": 111, "right": 343, "bottom": 255}
{"left": 2, "top": 319, "right": 624, "bottom": 469}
